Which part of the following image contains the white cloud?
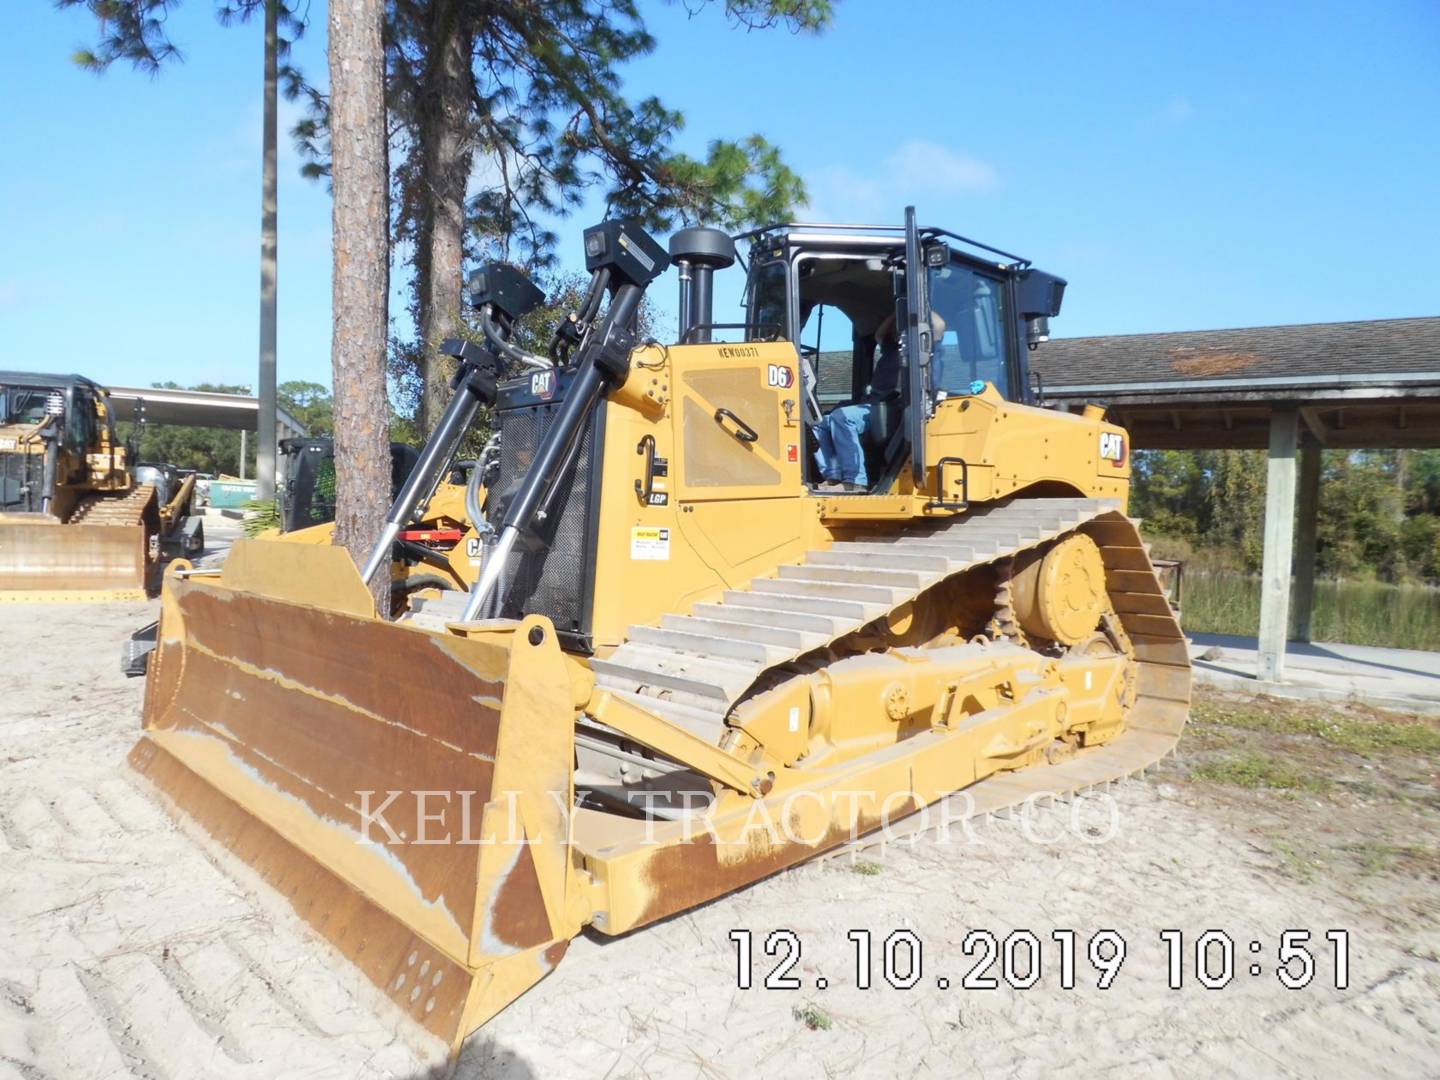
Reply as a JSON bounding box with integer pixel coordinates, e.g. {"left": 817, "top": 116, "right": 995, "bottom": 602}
{"left": 800, "top": 140, "right": 999, "bottom": 222}
{"left": 887, "top": 140, "right": 1000, "bottom": 195}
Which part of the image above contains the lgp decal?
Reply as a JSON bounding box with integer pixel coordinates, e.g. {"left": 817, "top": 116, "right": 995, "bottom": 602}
{"left": 766, "top": 364, "right": 795, "bottom": 389}
{"left": 1099, "top": 431, "right": 1127, "bottom": 467}
{"left": 530, "top": 369, "right": 556, "bottom": 400}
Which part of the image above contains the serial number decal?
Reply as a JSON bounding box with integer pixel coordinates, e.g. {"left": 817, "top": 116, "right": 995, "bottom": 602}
{"left": 727, "top": 928, "right": 1350, "bottom": 992}
{"left": 718, "top": 345, "right": 760, "bottom": 358}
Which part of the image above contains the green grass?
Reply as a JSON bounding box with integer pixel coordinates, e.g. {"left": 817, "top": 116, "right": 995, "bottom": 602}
{"left": 1180, "top": 571, "right": 1440, "bottom": 651}
{"left": 1193, "top": 698, "right": 1440, "bottom": 755}
{"left": 1191, "top": 751, "right": 1331, "bottom": 792}
{"left": 793, "top": 1003, "right": 833, "bottom": 1031}
{"left": 241, "top": 498, "right": 281, "bottom": 537}
{"left": 1272, "top": 840, "right": 1319, "bottom": 883}
{"left": 1340, "top": 842, "right": 1437, "bottom": 877}
{"left": 849, "top": 860, "right": 883, "bottom": 876}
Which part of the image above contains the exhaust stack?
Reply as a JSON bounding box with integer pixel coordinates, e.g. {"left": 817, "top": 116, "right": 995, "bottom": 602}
{"left": 668, "top": 227, "right": 735, "bottom": 343}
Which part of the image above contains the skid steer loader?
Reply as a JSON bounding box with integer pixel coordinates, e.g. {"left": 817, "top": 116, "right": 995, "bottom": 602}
{"left": 131, "top": 210, "right": 1189, "bottom": 1051}
{"left": 267, "top": 435, "right": 480, "bottom": 607}
{"left": 0, "top": 371, "right": 162, "bottom": 599}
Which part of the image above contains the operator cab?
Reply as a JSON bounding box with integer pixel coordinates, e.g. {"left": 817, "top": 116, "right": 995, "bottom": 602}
{"left": 737, "top": 212, "right": 1066, "bottom": 494}
{"left": 0, "top": 372, "right": 112, "bottom": 513}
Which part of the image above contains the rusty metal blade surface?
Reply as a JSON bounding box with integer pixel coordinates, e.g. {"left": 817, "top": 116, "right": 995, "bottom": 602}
{"left": 134, "top": 567, "right": 581, "bottom": 1050}
{"left": 142, "top": 578, "right": 508, "bottom": 961}
{"left": 129, "top": 737, "right": 481, "bottom": 1043}
{"left": 0, "top": 521, "right": 146, "bottom": 593}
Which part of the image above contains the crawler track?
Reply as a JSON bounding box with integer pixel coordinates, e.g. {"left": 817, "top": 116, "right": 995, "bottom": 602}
{"left": 68, "top": 484, "right": 157, "bottom": 526}
{"left": 598, "top": 496, "right": 1188, "bottom": 814}
{"left": 414, "top": 497, "right": 1190, "bottom": 812}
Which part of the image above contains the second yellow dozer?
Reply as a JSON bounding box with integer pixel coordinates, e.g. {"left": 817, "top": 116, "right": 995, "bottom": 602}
{"left": 0, "top": 371, "right": 167, "bottom": 599}
{"left": 131, "top": 211, "right": 1189, "bottom": 1051}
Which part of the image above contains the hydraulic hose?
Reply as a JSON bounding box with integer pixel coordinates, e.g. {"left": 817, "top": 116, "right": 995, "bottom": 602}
{"left": 578, "top": 267, "right": 610, "bottom": 323}
{"left": 360, "top": 357, "right": 495, "bottom": 585}
{"left": 480, "top": 306, "right": 552, "bottom": 371}
{"left": 464, "top": 435, "right": 497, "bottom": 538}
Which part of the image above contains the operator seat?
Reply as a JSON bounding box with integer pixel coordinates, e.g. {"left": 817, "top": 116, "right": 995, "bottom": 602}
{"left": 863, "top": 371, "right": 909, "bottom": 488}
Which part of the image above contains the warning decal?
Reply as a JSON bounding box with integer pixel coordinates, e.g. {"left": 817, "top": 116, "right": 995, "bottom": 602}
{"left": 630, "top": 526, "right": 671, "bottom": 561}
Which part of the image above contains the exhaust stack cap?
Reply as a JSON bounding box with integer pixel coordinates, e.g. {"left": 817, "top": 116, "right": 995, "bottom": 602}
{"left": 669, "top": 227, "right": 735, "bottom": 344}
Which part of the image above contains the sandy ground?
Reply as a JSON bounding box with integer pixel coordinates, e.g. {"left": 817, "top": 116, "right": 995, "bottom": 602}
{"left": 2, "top": 601, "right": 1438, "bottom": 1080}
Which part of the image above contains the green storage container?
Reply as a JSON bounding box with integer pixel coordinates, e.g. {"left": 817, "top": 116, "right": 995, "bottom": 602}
{"left": 209, "top": 480, "right": 257, "bottom": 509}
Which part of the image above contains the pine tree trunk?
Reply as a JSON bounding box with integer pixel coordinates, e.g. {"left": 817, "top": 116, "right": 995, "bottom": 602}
{"left": 415, "top": 3, "right": 476, "bottom": 438}
{"left": 256, "top": 0, "right": 279, "bottom": 503}
{"left": 329, "top": 0, "right": 391, "bottom": 613}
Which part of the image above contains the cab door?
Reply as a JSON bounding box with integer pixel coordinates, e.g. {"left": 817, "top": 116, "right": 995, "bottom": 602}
{"left": 902, "top": 205, "right": 934, "bottom": 489}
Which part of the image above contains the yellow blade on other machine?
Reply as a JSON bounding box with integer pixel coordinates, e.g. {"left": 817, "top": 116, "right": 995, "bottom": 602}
{"left": 130, "top": 544, "right": 586, "bottom": 1051}
{"left": 0, "top": 520, "right": 147, "bottom": 599}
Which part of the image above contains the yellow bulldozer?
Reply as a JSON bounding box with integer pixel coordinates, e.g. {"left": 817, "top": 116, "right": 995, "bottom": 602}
{"left": 0, "top": 371, "right": 201, "bottom": 599}
{"left": 131, "top": 210, "right": 1189, "bottom": 1051}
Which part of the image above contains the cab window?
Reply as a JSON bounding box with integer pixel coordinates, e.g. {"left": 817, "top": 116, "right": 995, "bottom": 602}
{"left": 746, "top": 260, "right": 788, "bottom": 341}
{"left": 4, "top": 389, "right": 52, "bottom": 425}
{"left": 929, "top": 263, "right": 1011, "bottom": 398}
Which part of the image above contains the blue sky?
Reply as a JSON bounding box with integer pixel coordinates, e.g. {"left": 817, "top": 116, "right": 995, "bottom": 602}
{"left": 2, "top": 0, "right": 1437, "bottom": 393}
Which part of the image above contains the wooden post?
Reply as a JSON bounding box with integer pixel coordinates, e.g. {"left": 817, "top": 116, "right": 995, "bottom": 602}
{"left": 1257, "top": 409, "right": 1298, "bottom": 682}
{"left": 1292, "top": 444, "right": 1322, "bottom": 642}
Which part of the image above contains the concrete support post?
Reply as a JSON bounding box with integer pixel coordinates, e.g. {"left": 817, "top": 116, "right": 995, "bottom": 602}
{"left": 256, "top": 0, "right": 279, "bottom": 504}
{"left": 239, "top": 428, "right": 248, "bottom": 481}
{"left": 1292, "top": 444, "right": 1322, "bottom": 642}
{"left": 1257, "top": 409, "right": 1299, "bottom": 682}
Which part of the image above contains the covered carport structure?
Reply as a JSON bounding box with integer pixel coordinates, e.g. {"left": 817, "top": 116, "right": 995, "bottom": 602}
{"left": 105, "top": 384, "right": 308, "bottom": 478}
{"left": 1037, "top": 315, "right": 1440, "bottom": 684}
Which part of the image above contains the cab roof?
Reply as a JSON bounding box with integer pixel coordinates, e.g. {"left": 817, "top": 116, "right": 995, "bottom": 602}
{"left": 0, "top": 371, "right": 106, "bottom": 394}
{"left": 735, "top": 221, "right": 1031, "bottom": 270}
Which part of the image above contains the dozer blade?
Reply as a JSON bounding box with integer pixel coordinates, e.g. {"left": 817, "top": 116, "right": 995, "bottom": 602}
{"left": 130, "top": 543, "right": 587, "bottom": 1051}
{"left": 0, "top": 520, "right": 147, "bottom": 600}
